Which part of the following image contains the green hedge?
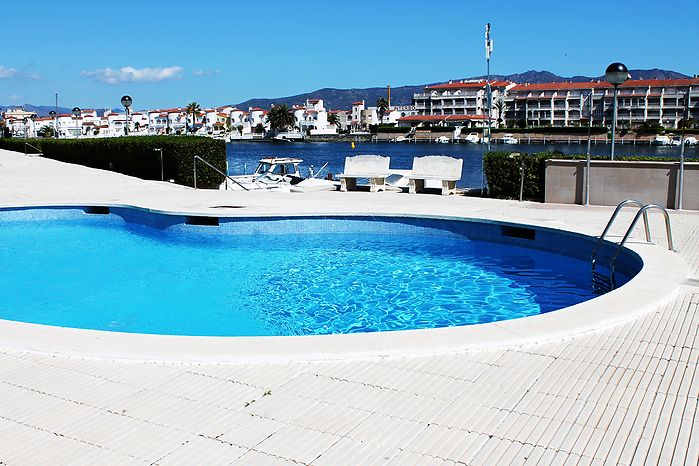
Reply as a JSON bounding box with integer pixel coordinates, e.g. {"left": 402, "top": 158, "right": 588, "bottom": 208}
{"left": 0, "top": 136, "right": 226, "bottom": 188}
{"left": 373, "top": 125, "right": 411, "bottom": 134}
{"left": 0, "top": 138, "right": 45, "bottom": 154}
{"left": 415, "top": 126, "right": 457, "bottom": 133}
{"left": 484, "top": 151, "right": 688, "bottom": 201}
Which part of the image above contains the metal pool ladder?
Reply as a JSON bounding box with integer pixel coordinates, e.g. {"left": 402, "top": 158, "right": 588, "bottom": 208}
{"left": 591, "top": 199, "right": 674, "bottom": 293}
{"left": 193, "top": 155, "right": 249, "bottom": 191}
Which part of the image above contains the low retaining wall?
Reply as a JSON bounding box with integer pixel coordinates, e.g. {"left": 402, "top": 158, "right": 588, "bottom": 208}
{"left": 545, "top": 159, "right": 699, "bottom": 209}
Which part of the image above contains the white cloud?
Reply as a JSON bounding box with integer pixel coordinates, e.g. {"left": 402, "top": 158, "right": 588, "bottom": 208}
{"left": 0, "top": 66, "right": 40, "bottom": 80}
{"left": 193, "top": 69, "right": 221, "bottom": 77}
{"left": 8, "top": 94, "right": 22, "bottom": 102}
{"left": 81, "top": 66, "right": 183, "bottom": 84}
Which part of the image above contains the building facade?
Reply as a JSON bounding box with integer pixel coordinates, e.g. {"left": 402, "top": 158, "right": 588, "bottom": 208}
{"left": 408, "top": 77, "right": 699, "bottom": 130}
{"left": 505, "top": 78, "right": 699, "bottom": 129}
{"left": 412, "top": 80, "right": 514, "bottom": 125}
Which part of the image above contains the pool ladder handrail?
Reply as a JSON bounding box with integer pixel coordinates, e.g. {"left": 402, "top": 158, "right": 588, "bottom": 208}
{"left": 25, "top": 142, "right": 42, "bottom": 157}
{"left": 193, "top": 155, "right": 249, "bottom": 191}
{"left": 591, "top": 199, "right": 674, "bottom": 293}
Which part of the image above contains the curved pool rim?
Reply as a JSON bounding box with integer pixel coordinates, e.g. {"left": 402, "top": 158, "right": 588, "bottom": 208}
{"left": 0, "top": 203, "right": 688, "bottom": 363}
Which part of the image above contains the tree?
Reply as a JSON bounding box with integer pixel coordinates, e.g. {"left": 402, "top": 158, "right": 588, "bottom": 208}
{"left": 267, "top": 104, "right": 296, "bottom": 132}
{"left": 37, "top": 125, "right": 54, "bottom": 138}
{"left": 327, "top": 112, "right": 340, "bottom": 129}
{"left": 494, "top": 98, "right": 507, "bottom": 127}
{"left": 186, "top": 102, "right": 201, "bottom": 134}
{"left": 376, "top": 98, "right": 389, "bottom": 124}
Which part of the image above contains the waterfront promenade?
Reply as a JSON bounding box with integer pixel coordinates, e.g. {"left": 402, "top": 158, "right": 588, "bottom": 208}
{"left": 0, "top": 149, "right": 697, "bottom": 465}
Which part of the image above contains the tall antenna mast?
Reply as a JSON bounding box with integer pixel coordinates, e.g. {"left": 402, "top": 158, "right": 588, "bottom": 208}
{"left": 482, "top": 22, "right": 494, "bottom": 195}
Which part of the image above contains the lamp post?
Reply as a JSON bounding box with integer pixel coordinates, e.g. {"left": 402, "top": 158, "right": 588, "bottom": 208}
{"left": 154, "top": 148, "right": 164, "bottom": 181}
{"left": 72, "top": 107, "right": 81, "bottom": 139}
{"left": 121, "top": 95, "right": 132, "bottom": 136}
{"left": 605, "top": 62, "right": 630, "bottom": 160}
{"left": 48, "top": 111, "right": 57, "bottom": 139}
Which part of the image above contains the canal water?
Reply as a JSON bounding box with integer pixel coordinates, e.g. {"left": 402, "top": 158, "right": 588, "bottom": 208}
{"left": 226, "top": 141, "right": 698, "bottom": 189}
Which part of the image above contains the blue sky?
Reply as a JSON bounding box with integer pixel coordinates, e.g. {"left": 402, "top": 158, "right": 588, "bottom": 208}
{"left": 1, "top": 0, "right": 697, "bottom": 110}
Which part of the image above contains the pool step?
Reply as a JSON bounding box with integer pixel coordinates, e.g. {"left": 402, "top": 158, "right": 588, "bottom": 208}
{"left": 592, "top": 270, "right": 613, "bottom": 294}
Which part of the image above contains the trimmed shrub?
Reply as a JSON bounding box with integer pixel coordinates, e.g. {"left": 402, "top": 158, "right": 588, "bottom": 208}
{"left": 414, "top": 126, "right": 457, "bottom": 133}
{"left": 0, "top": 138, "right": 44, "bottom": 154}
{"left": 373, "top": 125, "right": 411, "bottom": 134}
{"left": 484, "top": 151, "right": 687, "bottom": 201}
{"left": 1, "top": 136, "right": 226, "bottom": 188}
{"left": 484, "top": 151, "right": 556, "bottom": 201}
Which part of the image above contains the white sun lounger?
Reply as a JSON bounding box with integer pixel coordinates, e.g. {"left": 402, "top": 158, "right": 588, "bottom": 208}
{"left": 338, "top": 155, "right": 390, "bottom": 192}
{"left": 408, "top": 155, "right": 463, "bottom": 195}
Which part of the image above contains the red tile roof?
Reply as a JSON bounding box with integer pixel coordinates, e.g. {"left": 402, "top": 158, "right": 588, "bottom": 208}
{"left": 510, "top": 78, "right": 699, "bottom": 92}
{"left": 398, "top": 115, "right": 490, "bottom": 122}
{"left": 426, "top": 80, "right": 512, "bottom": 90}
{"left": 351, "top": 101, "right": 364, "bottom": 105}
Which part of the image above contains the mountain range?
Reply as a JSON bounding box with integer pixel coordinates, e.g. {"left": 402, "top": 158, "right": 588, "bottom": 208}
{"left": 2, "top": 69, "right": 691, "bottom": 116}
{"left": 232, "top": 69, "right": 690, "bottom": 110}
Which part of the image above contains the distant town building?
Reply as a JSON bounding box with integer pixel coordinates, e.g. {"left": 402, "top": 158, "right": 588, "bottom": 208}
{"left": 505, "top": 78, "right": 699, "bottom": 129}
{"left": 408, "top": 77, "right": 699, "bottom": 130}
{"left": 409, "top": 80, "right": 515, "bottom": 127}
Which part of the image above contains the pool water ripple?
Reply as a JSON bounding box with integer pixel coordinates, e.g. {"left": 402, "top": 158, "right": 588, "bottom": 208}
{"left": 0, "top": 214, "right": 605, "bottom": 336}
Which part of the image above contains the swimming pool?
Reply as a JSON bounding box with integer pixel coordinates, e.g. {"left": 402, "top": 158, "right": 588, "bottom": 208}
{"left": 0, "top": 207, "right": 641, "bottom": 337}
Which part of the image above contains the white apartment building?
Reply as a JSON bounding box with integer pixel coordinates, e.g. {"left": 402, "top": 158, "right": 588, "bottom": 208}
{"left": 382, "top": 105, "right": 418, "bottom": 125}
{"left": 296, "top": 99, "right": 337, "bottom": 135}
{"left": 412, "top": 80, "right": 515, "bottom": 126}
{"left": 505, "top": 78, "right": 699, "bottom": 129}
{"left": 328, "top": 110, "right": 351, "bottom": 131}
{"left": 1, "top": 108, "right": 38, "bottom": 137}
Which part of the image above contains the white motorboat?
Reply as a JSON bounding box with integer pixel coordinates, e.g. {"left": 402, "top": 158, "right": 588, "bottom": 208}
{"left": 393, "top": 135, "right": 409, "bottom": 143}
{"left": 502, "top": 133, "right": 519, "bottom": 144}
{"left": 463, "top": 132, "right": 481, "bottom": 144}
{"left": 435, "top": 136, "right": 450, "bottom": 144}
{"left": 223, "top": 157, "right": 305, "bottom": 191}
{"left": 273, "top": 131, "right": 304, "bottom": 142}
{"left": 653, "top": 135, "right": 672, "bottom": 145}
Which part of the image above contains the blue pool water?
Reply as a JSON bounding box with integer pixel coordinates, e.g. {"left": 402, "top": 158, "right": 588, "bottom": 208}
{"left": 0, "top": 210, "right": 616, "bottom": 336}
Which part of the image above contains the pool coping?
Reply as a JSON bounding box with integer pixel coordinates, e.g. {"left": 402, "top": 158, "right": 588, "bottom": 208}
{"left": 0, "top": 203, "right": 688, "bottom": 363}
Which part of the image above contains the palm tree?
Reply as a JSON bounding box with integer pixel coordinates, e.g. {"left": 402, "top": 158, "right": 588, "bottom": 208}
{"left": 186, "top": 102, "right": 201, "bottom": 134}
{"left": 376, "top": 98, "right": 389, "bottom": 124}
{"left": 37, "top": 125, "right": 54, "bottom": 138}
{"left": 267, "top": 104, "right": 296, "bottom": 132}
{"left": 494, "top": 98, "right": 507, "bottom": 127}
{"left": 327, "top": 112, "right": 340, "bottom": 129}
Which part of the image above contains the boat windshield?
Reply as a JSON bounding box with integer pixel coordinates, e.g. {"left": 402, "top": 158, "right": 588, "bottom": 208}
{"left": 255, "top": 162, "right": 273, "bottom": 174}
{"left": 255, "top": 162, "right": 297, "bottom": 176}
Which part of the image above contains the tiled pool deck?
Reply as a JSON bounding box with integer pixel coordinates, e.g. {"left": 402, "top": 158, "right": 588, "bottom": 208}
{"left": 0, "top": 149, "right": 697, "bottom": 465}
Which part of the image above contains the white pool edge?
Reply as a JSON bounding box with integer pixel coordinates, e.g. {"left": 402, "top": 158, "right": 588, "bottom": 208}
{"left": 0, "top": 204, "right": 688, "bottom": 363}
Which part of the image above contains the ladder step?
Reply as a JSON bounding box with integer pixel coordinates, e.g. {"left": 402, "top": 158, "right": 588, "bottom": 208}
{"left": 592, "top": 270, "right": 613, "bottom": 294}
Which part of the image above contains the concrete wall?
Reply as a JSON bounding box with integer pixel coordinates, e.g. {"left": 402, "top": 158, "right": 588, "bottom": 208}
{"left": 545, "top": 159, "right": 699, "bottom": 210}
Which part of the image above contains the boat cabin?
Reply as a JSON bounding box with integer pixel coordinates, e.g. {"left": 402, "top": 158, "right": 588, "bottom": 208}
{"left": 254, "top": 158, "right": 303, "bottom": 178}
